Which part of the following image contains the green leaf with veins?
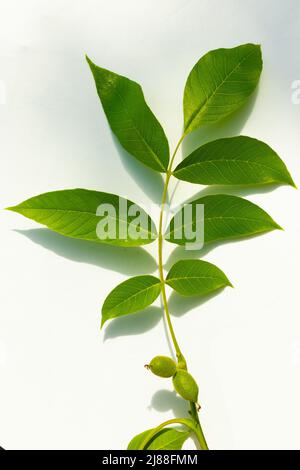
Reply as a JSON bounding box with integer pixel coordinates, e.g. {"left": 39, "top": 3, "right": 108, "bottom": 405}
{"left": 183, "top": 44, "right": 262, "bottom": 134}
{"left": 7, "top": 189, "right": 157, "bottom": 247}
{"left": 166, "top": 194, "right": 281, "bottom": 246}
{"left": 127, "top": 427, "right": 190, "bottom": 450}
{"left": 166, "top": 259, "right": 232, "bottom": 296}
{"left": 86, "top": 56, "right": 169, "bottom": 172}
{"left": 101, "top": 275, "right": 161, "bottom": 326}
{"left": 173, "top": 136, "right": 295, "bottom": 187}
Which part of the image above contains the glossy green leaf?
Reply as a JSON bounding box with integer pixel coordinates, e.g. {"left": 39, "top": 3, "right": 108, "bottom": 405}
{"left": 183, "top": 44, "right": 262, "bottom": 134}
{"left": 166, "top": 259, "right": 232, "bottom": 296}
{"left": 127, "top": 427, "right": 190, "bottom": 450}
{"left": 127, "top": 429, "right": 152, "bottom": 450}
{"left": 86, "top": 56, "right": 169, "bottom": 172}
{"left": 174, "top": 136, "right": 295, "bottom": 187}
{"left": 7, "top": 189, "right": 157, "bottom": 247}
{"left": 166, "top": 194, "right": 281, "bottom": 246}
{"left": 101, "top": 275, "right": 161, "bottom": 326}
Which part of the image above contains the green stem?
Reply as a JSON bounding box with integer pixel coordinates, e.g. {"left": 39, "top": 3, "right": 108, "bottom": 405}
{"left": 157, "top": 134, "right": 209, "bottom": 450}
{"left": 158, "top": 135, "right": 186, "bottom": 367}
{"left": 190, "top": 403, "right": 208, "bottom": 450}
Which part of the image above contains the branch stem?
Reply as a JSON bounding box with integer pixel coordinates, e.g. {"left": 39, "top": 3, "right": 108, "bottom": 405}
{"left": 157, "top": 133, "right": 209, "bottom": 450}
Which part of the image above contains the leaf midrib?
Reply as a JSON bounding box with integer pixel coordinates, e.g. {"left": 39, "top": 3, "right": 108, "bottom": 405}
{"left": 168, "top": 214, "right": 276, "bottom": 237}
{"left": 105, "top": 281, "right": 161, "bottom": 315}
{"left": 167, "top": 275, "right": 225, "bottom": 282}
{"left": 114, "top": 87, "right": 166, "bottom": 172}
{"left": 17, "top": 206, "right": 155, "bottom": 237}
{"left": 175, "top": 158, "right": 286, "bottom": 179}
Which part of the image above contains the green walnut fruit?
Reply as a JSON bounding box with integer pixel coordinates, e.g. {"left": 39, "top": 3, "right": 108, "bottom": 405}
{"left": 146, "top": 356, "right": 177, "bottom": 378}
{"left": 172, "top": 370, "right": 198, "bottom": 403}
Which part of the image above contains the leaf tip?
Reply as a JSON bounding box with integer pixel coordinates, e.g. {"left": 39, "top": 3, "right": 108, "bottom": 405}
{"left": 275, "top": 223, "right": 284, "bottom": 231}
{"left": 100, "top": 316, "right": 106, "bottom": 329}
{"left": 283, "top": 170, "right": 297, "bottom": 189}
{"left": 5, "top": 205, "right": 17, "bottom": 212}
{"left": 85, "top": 54, "right": 95, "bottom": 71}
{"left": 290, "top": 179, "right": 297, "bottom": 189}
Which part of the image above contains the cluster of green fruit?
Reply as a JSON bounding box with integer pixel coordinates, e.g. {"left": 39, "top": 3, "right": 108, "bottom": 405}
{"left": 145, "top": 356, "right": 199, "bottom": 410}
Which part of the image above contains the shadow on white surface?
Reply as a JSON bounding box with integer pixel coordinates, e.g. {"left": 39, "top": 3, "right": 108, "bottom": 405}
{"left": 165, "top": 227, "right": 281, "bottom": 271}
{"left": 168, "top": 289, "right": 228, "bottom": 318}
{"left": 178, "top": 182, "right": 280, "bottom": 204}
{"left": 103, "top": 306, "right": 162, "bottom": 340}
{"left": 111, "top": 133, "right": 166, "bottom": 205}
{"left": 149, "top": 389, "right": 189, "bottom": 416}
{"left": 15, "top": 228, "right": 157, "bottom": 276}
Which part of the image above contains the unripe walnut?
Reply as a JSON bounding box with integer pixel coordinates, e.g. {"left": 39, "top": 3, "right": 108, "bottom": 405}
{"left": 172, "top": 370, "right": 198, "bottom": 403}
{"left": 146, "top": 356, "right": 177, "bottom": 378}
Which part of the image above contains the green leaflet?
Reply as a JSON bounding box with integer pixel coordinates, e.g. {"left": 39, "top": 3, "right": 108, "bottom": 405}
{"left": 173, "top": 136, "right": 295, "bottom": 187}
{"left": 86, "top": 56, "right": 169, "bottom": 172}
{"left": 127, "top": 427, "right": 190, "bottom": 450}
{"left": 7, "top": 189, "right": 157, "bottom": 247}
{"left": 183, "top": 44, "right": 262, "bottom": 134}
{"left": 166, "top": 194, "right": 281, "bottom": 246}
{"left": 101, "top": 275, "right": 161, "bottom": 326}
{"left": 128, "top": 429, "right": 152, "bottom": 450}
{"left": 166, "top": 259, "right": 232, "bottom": 296}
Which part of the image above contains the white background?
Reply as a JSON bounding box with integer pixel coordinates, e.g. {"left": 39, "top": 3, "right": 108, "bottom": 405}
{"left": 0, "top": 0, "right": 300, "bottom": 450}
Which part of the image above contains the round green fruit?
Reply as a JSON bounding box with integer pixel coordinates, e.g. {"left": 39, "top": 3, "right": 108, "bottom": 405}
{"left": 146, "top": 356, "right": 177, "bottom": 378}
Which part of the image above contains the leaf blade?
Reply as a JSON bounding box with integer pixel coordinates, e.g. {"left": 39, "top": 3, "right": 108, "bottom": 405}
{"left": 174, "top": 136, "right": 295, "bottom": 187}
{"left": 101, "top": 275, "right": 161, "bottom": 326}
{"left": 7, "top": 189, "right": 157, "bottom": 247}
{"left": 184, "top": 44, "right": 262, "bottom": 133}
{"left": 166, "top": 194, "right": 281, "bottom": 246}
{"left": 127, "top": 427, "right": 190, "bottom": 450}
{"left": 166, "top": 259, "right": 232, "bottom": 296}
{"left": 86, "top": 56, "right": 169, "bottom": 172}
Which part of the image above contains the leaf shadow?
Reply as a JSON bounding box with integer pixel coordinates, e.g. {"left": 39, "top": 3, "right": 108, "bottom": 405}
{"left": 15, "top": 228, "right": 157, "bottom": 276}
{"left": 181, "top": 87, "right": 259, "bottom": 159}
{"left": 149, "top": 389, "right": 189, "bottom": 417}
{"left": 168, "top": 289, "right": 227, "bottom": 318}
{"left": 178, "top": 182, "right": 281, "bottom": 205}
{"left": 103, "top": 306, "right": 162, "bottom": 340}
{"left": 165, "top": 227, "right": 279, "bottom": 271}
{"left": 111, "top": 133, "right": 167, "bottom": 205}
